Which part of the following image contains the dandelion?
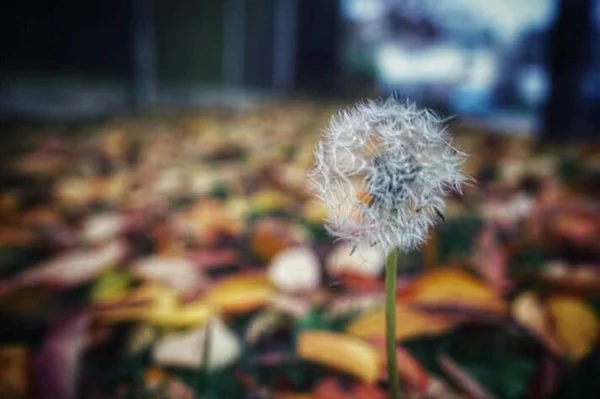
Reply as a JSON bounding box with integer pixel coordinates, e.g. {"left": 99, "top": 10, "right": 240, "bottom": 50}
{"left": 309, "top": 97, "right": 470, "bottom": 398}
{"left": 310, "top": 98, "right": 469, "bottom": 254}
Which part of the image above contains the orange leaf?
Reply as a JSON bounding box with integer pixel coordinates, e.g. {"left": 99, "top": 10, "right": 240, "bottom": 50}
{"left": 297, "top": 331, "right": 380, "bottom": 383}
{"left": 251, "top": 219, "right": 302, "bottom": 262}
{"left": 400, "top": 268, "right": 506, "bottom": 316}
{"left": 347, "top": 302, "right": 459, "bottom": 341}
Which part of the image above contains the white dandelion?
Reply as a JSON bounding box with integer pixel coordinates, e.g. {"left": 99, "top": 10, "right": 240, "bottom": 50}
{"left": 309, "top": 98, "right": 470, "bottom": 254}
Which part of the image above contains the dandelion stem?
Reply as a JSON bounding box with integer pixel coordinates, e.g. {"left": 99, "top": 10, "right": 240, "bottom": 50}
{"left": 385, "top": 247, "right": 400, "bottom": 399}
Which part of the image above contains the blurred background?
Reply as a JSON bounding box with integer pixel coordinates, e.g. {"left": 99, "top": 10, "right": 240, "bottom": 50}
{"left": 0, "top": 1, "right": 599, "bottom": 398}
{"left": 2, "top": 0, "right": 600, "bottom": 139}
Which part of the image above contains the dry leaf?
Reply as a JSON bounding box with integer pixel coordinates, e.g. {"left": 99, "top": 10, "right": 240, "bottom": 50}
{"left": 297, "top": 330, "right": 380, "bottom": 383}
{"left": 251, "top": 219, "right": 305, "bottom": 262}
{"left": 347, "top": 302, "right": 459, "bottom": 341}
{"left": 268, "top": 246, "right": 321, "bottom": 293}
{"left": 208, "top": 273, "right": 274, "bottom": 315}
{"left": 96, "top": 284, "right": 214, "bottom": 328}
{"left": 548, "top": 295, "right": 600, "bottom": 361}
{"left": 400, "top": 268, "right": 507, "bottom": 316}
{"left": 367, "top": 338, "right": 429, "bottom": 391}
{"left": 153, "top": 319, "right": 240, "bottom": 370}
{"left": 511, "top": 292, "right": 562, "bottom": 355}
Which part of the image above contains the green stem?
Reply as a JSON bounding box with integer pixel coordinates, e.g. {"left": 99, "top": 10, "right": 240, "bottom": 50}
{"left": 385, "top": 247, "right": 401, "bottom": 399}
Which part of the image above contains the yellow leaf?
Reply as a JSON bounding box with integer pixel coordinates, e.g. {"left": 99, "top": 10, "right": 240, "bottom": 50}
{"left": 297, "top": 330, "right": 380, "bottom": 383}
{"left": 146, "top": 300, "right": 215, "bottom": 328}
{"left": 90, "top": 270, "right": 132, "bottom": 302}
{"left": 347, "top": 303, "right": 458, "bottom": 341}
{"left": 301, "top": 201, "right": 328, "bottom": 224}
{"left": 548, "top": 296, "right": 600, "bottom": 361}
{"left": 401, "top": 268, "right": 506, "bottom": 314}
{"left": 250, "top": 190, "right": 291, "bottom": 213}
{"left": 98, "top": 284, "right": 212, "bottom": 327}
{"left": 511, "top": 292, "right": 562, "bottom": 355}
{"left": 208, "top": 274, "right": 274, "bottom": 314}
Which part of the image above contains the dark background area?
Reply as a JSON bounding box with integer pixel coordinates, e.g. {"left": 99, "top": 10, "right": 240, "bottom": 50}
{"left": 0, "top": 0, "right": 599, "bottom": 140}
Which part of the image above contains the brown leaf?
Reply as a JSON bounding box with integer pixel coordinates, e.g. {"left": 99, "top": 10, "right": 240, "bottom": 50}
{"left": 0, "top": 346, "right": 29, "bottom": 398}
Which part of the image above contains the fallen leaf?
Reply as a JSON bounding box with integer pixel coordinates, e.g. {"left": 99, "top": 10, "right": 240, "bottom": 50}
{"left": 2, "top": 240, "right": 127, "bottom": 294}
{"left": 548, "top": 295, "right": 600, "bottom": 361}
{"left": 0, "top": 346, "right": 29, "bottom": 398}
{"left": 297, "top": 330, "right": 380, "bottom": 383}
{"left": 153, "top": 319, "right": 240, "bottom": 370}
{"left": 80, "top": 213, "right": 124, "bottom": 244}
{"left": 251, "top": 219, "right": 305, "bottom": 262}
{"left": 208, "top": 273, "right": 274, "bottom": 314}
{"left": 511, "top": 292, "right": 562, "bottom": 355}
{"left": 400, "top": 268, "right": 507, "bottom": 316}
{"left": 367, "top": 338, "right": 429, "bottom": 391}
{"left": 347, "top": 302, "right": 459, "bottom": 341}
{"left": 268, "top": 246, "right": 321, "bottom": 293}
{"left": 132, "top": 256, "right": 205, "bottom": 295}
{"left": 95, "top": 284, "right": 214, "bottom": 328}
{"left": 250, "top": 189, "right": 292, "bottom": 213}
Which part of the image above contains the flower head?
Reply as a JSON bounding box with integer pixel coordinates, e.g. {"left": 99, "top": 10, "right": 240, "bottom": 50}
{"left": 309, "top": 98, "right": 470, "bottom": 253}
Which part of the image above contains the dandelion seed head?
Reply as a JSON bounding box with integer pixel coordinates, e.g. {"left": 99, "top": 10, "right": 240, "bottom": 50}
{"left": 309, "top": 98, "right": 470, "bottom": 254}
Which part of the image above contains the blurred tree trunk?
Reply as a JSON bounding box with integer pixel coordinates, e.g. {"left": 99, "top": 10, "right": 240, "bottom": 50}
{"left": 542, "top": 0, "right": 593, "bottom": 141}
